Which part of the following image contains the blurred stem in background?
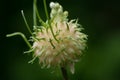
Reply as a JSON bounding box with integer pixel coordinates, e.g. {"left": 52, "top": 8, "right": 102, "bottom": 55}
{"left": 61, "top": 67, "right": 68, "bottom": 80}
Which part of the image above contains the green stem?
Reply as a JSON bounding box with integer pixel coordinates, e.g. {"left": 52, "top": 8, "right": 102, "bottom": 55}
{"left": 61, "top": 67, "right": 69, "bottom": 80}
{"left": 43, "top": 0, "right": 49, "bottom": 20}
{"left": 33, "top": 0, "right": 37, "bottom": 26}
{"left": 43, "top": 0, "right": 58, "bottom": 42}
{"left": 6, "top": 32, "right": 32, "bottom": 48}
{"left": 35, "top": 5, "right": 46, "bottom": 27}
{"left": 21, "top": 10, "right": 33, "bottom": 36}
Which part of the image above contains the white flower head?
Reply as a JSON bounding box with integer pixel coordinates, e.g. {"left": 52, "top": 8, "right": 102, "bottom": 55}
{"left": 32, "top": 2, "right": 87, "bottom": 73}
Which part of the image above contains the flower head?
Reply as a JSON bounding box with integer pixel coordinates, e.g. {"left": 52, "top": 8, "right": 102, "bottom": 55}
{"left": 32, "top": 2, "right": 87, "bottom": 72}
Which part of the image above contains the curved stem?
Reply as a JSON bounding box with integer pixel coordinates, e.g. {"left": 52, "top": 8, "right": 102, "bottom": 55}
{"left": 35, "top": 5, "right": 46, "bottom": 27}
{"left": 43, "top": 0, "right": 49, "bottom": 20}
{"left": 43, "top": 0, "right": 58, "bottom": 42}
{"left": 21, "top": 10, "right": 33, "bottom": 36}
{"left": 34, "top": 0, "right": 46, "bottom": 27}
{"left": 6, "top": 32, "right": 32, "bottom": 48}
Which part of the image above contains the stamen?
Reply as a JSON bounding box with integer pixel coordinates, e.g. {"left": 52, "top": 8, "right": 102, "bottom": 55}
{"left": 66, "top": 23, "right": 70, "bottom": 31}
{"left": 49, "top": 39, "right": 55, "bottom": 49}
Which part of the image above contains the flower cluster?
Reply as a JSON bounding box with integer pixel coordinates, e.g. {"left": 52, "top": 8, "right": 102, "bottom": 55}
{"left": 32, "top": 2, "right": 87, "bottom": 72}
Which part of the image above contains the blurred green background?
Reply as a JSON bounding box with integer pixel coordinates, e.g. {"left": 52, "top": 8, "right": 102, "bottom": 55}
{"left": 1, "top": 0, "right": 120, "bottom": 80}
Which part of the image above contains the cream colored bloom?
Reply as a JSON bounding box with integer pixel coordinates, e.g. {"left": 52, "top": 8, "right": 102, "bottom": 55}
{"left": 32, "top": 2, "right": 87, "bottom": 73}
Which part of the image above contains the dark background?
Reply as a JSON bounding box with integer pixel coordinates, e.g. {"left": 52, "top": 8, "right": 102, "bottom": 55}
{"left": 1, "top": 0, "right": 120, "bottom": 80}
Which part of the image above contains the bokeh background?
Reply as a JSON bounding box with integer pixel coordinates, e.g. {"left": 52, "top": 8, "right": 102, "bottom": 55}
{"left": 1, "top": 0, "right": 120, "bottom": 80}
